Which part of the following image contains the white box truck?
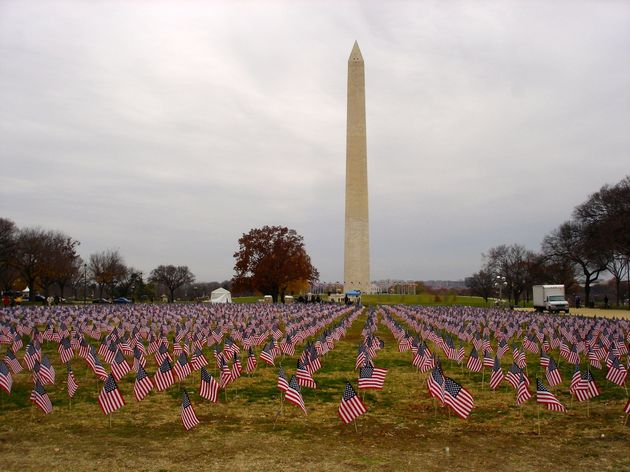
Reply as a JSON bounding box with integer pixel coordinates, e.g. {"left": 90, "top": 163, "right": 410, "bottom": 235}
{"left": 533, "top": 285, "right": 569, "bottom": 313}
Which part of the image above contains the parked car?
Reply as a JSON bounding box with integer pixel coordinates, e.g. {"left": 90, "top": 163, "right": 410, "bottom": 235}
{"left": 113, "top": 297, "right": 132, "bottom": 304}
{"left": 92, "top": 298, "right": 112, "bottom": 304}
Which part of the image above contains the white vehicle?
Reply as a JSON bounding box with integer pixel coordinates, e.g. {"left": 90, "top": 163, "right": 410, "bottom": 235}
{"left": 533, "top": 285, "right": 569, "bottom": 314}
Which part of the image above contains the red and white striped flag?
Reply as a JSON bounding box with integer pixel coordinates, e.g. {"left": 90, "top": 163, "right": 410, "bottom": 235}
{"left": 98, "top": 374, "right": 125, "bottom": 415}
{"left": 516, "top": 372, "right": 532, "bottom": 406}
{"left": 111, "top": 350, "right": 131, "bottom": 381}
{"left": 545, "top": 357, "right": 562, "bottom": 387}
{"left": 427, "top": 365, "right": 445, "bottom": 402}
{"left": 30, "top": 379, "right": 53, "bottom": 414}
{"left": 296, "top": 359, "right": 317, "bottom": 389}
{"left": 181, "top": 390, "right": 200, "bottom": 430}
{"left": 358, "top": 364, "right": 387, "bottom": 390}
{"left": 575, "top": 370, "right": 600, "bottom": 401}
{"left": 0, "top": 360, "right": 12, "bottom": 394}
{"left": 606, "top": 357, "right": 627, "bottom": 387}
{"left": 174, "top": 352, "right": 192, "bottom": 381}
{"left": 246, "top": 348, "right": 257, "bottom": 374}
{"left": 86, "top": 349, "right": 109, "bottom": 381}
{"left": 466, "top": 347, "right": 482, "bottom": 373}
{"left": 3, "top": 349, "right": 23, "bottom": 374}
{"left": 199, "top": 367, "right": 219, "bottom": 402}
{"left": 190, "top": 347, "right": 208, "bottom": 371}
{"left": 443, "top": 377, "right": 474, "bottom": 419}
{"left": 536, "top": 378, "right": 565, "bottom": 412}
{"left": 58, "top": 337, "right": 74, "bottom": 364}
{"left": 66, "top": 363, "right": 78, "bottom": 398}
{"left": 154, "top": 358, "right": 175, "bottom": 392}
{"left": 134, "top": 365, "right": 154, "bottom": 402}
{"left": 220, "top": 357, "right": 233, "bottom": 388}
{"left": 231, "top": 353, "right": 242, "bottom": 380}
{"left": 338, "top": 381, "right": 366, "bottom": 424}
{"left": 260, "top": 347, "right": 275, "bottom": 366}
{"left": 285, "top": 375, "right": 306, "bottom": 414}
{"left": 489, "top": 356, "right": 504, "bottom": 390}
{"left": 277, "top": 366, "right": 289, "bottom": 393}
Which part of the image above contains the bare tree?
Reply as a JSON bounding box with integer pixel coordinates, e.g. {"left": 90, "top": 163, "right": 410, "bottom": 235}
{"left": 89, "top": 249, "right": 127, "bottom": 299}
{"left": 542, "top": 221, "right": 609, "bottom": 306}
{"left": 149, "top": 265, "right": 195, "bottom": 303}
{"left": 14, "top": 227, "right": 49, "bottom": 296}
{"left": 485, "top": 244, "right": 532, "bottom": 306}
{"left": 0, "top": 218, "right": 18, "bottom": 291}
{"left": 38, "top": 231, "right": 80, "bottom": 297}
{"left": 575, "top": 175, "right": 630, "bottom": 258}
{"left": 466, "top": 269, "right": 495, "bottom": 302}
{"left": 606, "top": 253, "right": 628, "bottom": 307}
{"left": 116, "top": 268, "right": 144, "bottom": 298}
{"left": 574, "top": 176, "right": 630, "bottom": 307}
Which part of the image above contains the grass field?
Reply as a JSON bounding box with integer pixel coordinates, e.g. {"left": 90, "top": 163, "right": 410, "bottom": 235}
{"left": 233, "top": 294, "right": 494, "bottom": 307}
{"left": 0, "top": 307, "right": 629, "bottom": 471}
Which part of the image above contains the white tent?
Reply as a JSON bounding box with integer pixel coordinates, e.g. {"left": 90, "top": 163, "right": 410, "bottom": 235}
{"left": 210, "top": 287, "right": 232, "bottom": 304}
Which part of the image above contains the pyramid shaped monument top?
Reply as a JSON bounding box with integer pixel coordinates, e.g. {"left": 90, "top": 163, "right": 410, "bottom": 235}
{"left": 348, "top": 41, "right": 363, "bottom": 63}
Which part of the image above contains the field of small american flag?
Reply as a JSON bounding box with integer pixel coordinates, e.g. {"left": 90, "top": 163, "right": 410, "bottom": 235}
{"left": 1, "top": 303, "right": 629, "bottom": 472}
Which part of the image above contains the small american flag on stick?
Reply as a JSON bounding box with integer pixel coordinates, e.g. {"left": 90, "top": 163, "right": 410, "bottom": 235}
{"left": 277, "top": 366, "right": 289, "bottom": 393}
{"left": 0, "top": 361, "right": 12, "bottom": 394}
{"left": 284, "top": 375, "right": 306, "bottom": 414}
{"left": 443, "top": 377, "right": 474, "bottom": 419}
{"left": 154, "top": 358, "right": 175, "bottom": 392}
{"left": 516, "top": 372, "right": 532, "bottom": 406}
{"left": 181, "top": 390, "right": 200, "bottom": 430}
{"left": 98, "top": 374, "right": 125, "bottom": 415}
{"left": 199, "top": 367, "right": 219, "bottom": 402}
{"left": 489, "top": 356, "right": 504, "bottom": 390}
{"left": 134, "top": 365, "right": 154, "bottom": 402}
{"left": 66, "top": 363, "right": 78, "bottom": 398}
{"left": 536, "top": 378, "right": 565, "bottom": 412}
{"left": 358, "top": 364, "right": 387, "bottom": 390}
{"left": 30, "top": 379, "right": 52, "bottom": 414}
{"left": 338, "top": 381, "right": 366, "bottom": 424}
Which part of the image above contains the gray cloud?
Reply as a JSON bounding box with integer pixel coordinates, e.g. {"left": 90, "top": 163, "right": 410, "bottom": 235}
{"left": 1, "top": 0, "right": 629, "bottom": 282}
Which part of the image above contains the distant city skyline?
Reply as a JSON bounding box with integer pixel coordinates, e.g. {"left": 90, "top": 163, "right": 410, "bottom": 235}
{"left": 1, "top": 1, "right": 628, "bottom": 282}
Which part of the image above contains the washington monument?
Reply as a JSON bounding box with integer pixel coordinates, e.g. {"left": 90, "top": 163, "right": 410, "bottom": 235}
{"left": 344, "top": 41, "right": 370, "bottom": 294}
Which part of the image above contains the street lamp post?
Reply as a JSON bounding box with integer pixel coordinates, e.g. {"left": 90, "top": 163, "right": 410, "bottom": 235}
{"left": 83, "top": 263, "right": 87, "bottom": 305}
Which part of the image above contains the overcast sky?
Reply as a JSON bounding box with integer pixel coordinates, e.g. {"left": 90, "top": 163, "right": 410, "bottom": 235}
{"left": 1, "top": 0, "right": 628, "bottom": 283}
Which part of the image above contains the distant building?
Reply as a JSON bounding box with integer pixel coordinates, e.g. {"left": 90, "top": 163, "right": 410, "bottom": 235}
{"left": 423, "top": 280, "right": 467, "bottom": 290}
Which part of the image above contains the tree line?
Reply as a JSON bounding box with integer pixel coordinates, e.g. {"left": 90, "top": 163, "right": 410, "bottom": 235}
{"left": 0, "top": 220, "right": 318, "bottom": 305}
{"left": 0, "top": 218, "right": 201, "bottom": 303}
{"left": 468, "top": 176, "right": 630, "bottom": 308}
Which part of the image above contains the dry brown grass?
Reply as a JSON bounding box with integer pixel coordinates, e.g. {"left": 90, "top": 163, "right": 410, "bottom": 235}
{"left": 1, "top": 309, "right": 629, "bottom": 472}
{"left": 515, "top": 307, "right": 630, "bottom": 319}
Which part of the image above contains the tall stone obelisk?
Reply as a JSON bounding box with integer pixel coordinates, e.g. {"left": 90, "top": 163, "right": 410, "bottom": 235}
{"left": 344, "top": 41, "right": 370, "bottom": 294}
